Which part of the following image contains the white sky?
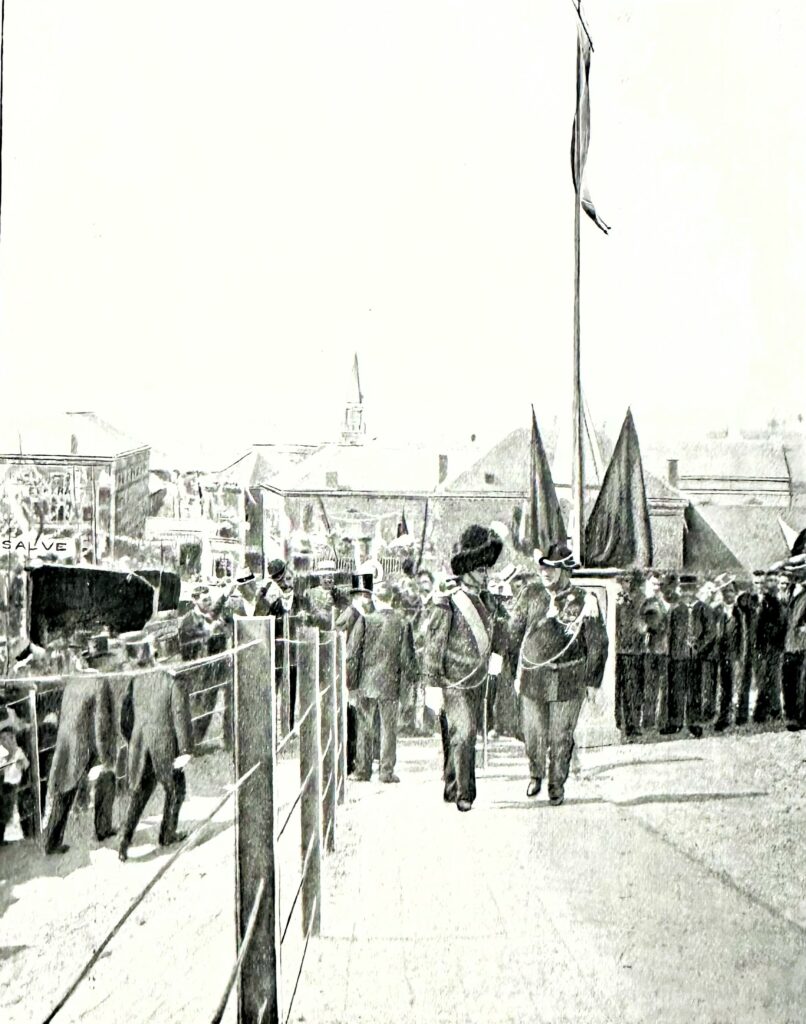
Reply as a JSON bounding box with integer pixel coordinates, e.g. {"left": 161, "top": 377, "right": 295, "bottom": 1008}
{"left": 1, "top": 1, "right": 805, "bottom": 465}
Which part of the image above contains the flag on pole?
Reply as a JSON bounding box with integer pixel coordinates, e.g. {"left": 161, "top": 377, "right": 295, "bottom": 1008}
{"left": 529, "top": 407, "right": 567, "bottom": 554}
{"left": 585, "top": 409, "right": 652, "bottom": 567}
{"left": 571, "top": 3, "right": 610, "bottom": 235}
{"left": 352, "top": 353, "right": 363, "bottom": 404}
{"left": 397, "top": 509, "right": 409, "bottom": 537}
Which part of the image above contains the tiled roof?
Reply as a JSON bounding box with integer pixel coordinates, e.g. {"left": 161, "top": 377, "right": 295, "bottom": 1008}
{"left": 0, "top": 412, "right": 148, "bottom": 459}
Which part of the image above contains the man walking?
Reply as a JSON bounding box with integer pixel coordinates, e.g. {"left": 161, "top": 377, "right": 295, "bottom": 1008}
{"left": 346, "top": 581, "right": 417, "bottom": 782}
{"left": 423, "top": 525, "right": 507, "bottom": 812}
{"left": 509, "top": 543, "right": 608, "bottom": 806}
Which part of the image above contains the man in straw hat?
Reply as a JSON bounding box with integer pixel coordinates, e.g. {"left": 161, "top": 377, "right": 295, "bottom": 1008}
{"left": 422, "top": 525, "right": 507, "bottom": 812}
{"left": 508, "top": 542, "right": 607, "bottom": 805}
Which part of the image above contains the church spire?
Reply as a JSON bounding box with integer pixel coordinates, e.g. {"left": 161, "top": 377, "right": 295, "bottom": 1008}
{"left": 342, "top": 352, "right": 366, "bottom": 444}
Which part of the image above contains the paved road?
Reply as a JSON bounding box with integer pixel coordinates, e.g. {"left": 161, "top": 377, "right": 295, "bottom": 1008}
{"left": 293, "top": 735, "right": 806, "bottom": 1024}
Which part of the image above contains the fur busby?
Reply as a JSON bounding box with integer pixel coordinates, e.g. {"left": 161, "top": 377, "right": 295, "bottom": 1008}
{"left": 450, "top": 525, "right": 504, "bottom": 577}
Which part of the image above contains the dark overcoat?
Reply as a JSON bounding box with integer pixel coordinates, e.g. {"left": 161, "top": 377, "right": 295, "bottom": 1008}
{"left": 126, "top": 669, "right": 193, "bottom": 788}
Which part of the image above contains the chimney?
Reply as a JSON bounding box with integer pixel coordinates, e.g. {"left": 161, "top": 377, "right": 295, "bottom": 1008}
{"left": 438, "top": 454, "right": 448, "bottom": 484}
{"left": 325, "top": 471, "right": 339, "bottom": 489}
{"left": 667, "top": 458, "right": 679, "bottom": 488}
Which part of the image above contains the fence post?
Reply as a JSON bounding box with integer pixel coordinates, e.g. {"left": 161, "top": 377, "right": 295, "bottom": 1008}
{"left": 296, "top": 625, "right": 323, "bottom": 936}
{"left": 336, "top": 632, "right": 348, "bottom": 805}
{"left": 280, "top": 613, "right": 292, "bottom": 738}
{"left": 234, "top": 616, "right": 282, "bottom": 1024}
{"left": 318, "top": 632, "right": 337, "bottom": 853}
{"left": 27, "top": 687, "right": 43, "bottom": 839}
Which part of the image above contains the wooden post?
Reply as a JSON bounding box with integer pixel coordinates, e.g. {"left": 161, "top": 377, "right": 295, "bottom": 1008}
{"left": 234, "top": 616, "right": 282, "bottom": 1024}
{"left": 318, "top": 631, "right": 337, "bottom": 853}
{"left": 280, "top": 613, "right": 292, "bottom": 737}
{"left": 336, "top": 631, "right": 348, "bottom": 805}
{"left": 296, "top": 625, "right": 323, "bottom": 936}
{"left": 27, "top": 688, "right": 43, "bottom": 838}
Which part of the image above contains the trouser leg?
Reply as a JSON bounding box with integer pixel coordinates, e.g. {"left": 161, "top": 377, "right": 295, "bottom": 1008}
{"left": 736, "top": 653, "right": 752, "bottom": 725}
{"left": 621, "top": 655, "right": 644, "bottom": 734}
{"left": 643, "top": 655, "right": 664, "bottom": 729}
{"left": 666, "top": 660, "right": 687, "bottom": 731}
{"left": 379, "top": 698, "right": 399, "bottom": 778}
{"left": 289, "top": 666, "right": 298, "bottom": 731}
{"left": 614, "top": 655, "right": 625, "bottom": 731}
{"left": 94, "top": 768, "right": 117, "bottom": 839}
{"left": 0, "top": 782, "right": 16, "bottom": 843}
{"left": 444, "top": 688, "right": 480, "bottom": 804}
{"left": 355, "top": 695, "right": 376, "bottom": 778}
{"left": 715, "top": 655, "right": 735, "bottom": 728}
{"left": 686, "top": 659, "right": 702, "bottom": 726}
{"left": 44, "top": 786, "right": 78, "bottom": 853}
{"left": 547, "top": 697, "right": 584, "bottom": 796}
{"left": 782, "top": 653, "right": 804, "bottom": 727}
{"left": 439, "top": 708, "right": 451, "bottom": 777}
{"left": 753, "top": 652, "right": 782, "bottom": 723}
{"left": 159, "top": 769, "right": 186, "bottom": 845}
{"left": 120, "top": 755, "right": 158, "bottom": 852}
{"left": 520, "top": 694, "right": 549, "bottom": 780}
{"left": 701, "top": 661, "right": 718, "bottom": 722}
{"left": 346, "top": 704, "right": 357, "bottom": 774}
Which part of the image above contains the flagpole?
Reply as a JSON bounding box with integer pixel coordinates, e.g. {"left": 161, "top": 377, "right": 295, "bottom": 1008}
{"left": 572, "top": 44, "right": 585, "bottom": 566}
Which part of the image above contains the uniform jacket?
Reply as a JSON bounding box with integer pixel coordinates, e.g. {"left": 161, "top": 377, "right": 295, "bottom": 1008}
{"left": 508, "top": 581, "right": 608, "bottom": 702}
{"left": 48, "top": 675, "right": 116, "bottom": 794}
{"left": 346, "top": 607, "right": 418, "bottom": 701}
{"left": 423, "top": 582, "right": 507, "bottom": 692}
{"left": 126, "top": 669, "right": 193, "bottom": 788}
{"left": 784, "top": 587, "right": 806, "bottom": 654}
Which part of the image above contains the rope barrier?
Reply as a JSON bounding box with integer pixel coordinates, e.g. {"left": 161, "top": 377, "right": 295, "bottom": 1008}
{"left": 170, "top": 638, "right": 263, "bottom": 676}
{"left": 322, "top": 774, "right": 334, "bottom": 802}
{"left": 281, "top": 833, "right": 317, "bottom": 946}
{"left": 210, "top": 877, "right": 266, "bottom": 1024}
{"left": 189, "top": 681, "right": 230, "bottom": 700}
{"left": 41, "top": 760, "right": 262, "bottom": 1024}
{"left": 319, "top": 684, "right": 332, "bottom": 700}
{"left": 284, "top": 893, "right": 317, "bottom": 1024}
{"left": 324, "top": 818, "right": 333, "bottom": 850}
{"left": 276, "top": 727, "right": 300, "bottom": 758}
{"left": 321, "top": 736, "right": 333, "bottom": 765}
{"left": 277, "top": 766, "right": 314, "bottom": 842}
{"left": 190, "top": 708, "right": 224, "bottom": 724}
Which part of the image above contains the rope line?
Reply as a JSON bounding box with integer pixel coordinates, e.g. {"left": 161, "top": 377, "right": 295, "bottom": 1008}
{"left": 285, "top": 894, "right": 317, "bottom": 1024}
{"left": 170, "top": 638, "right": 263, "bottom": 676}
{"left": 41, "top": 760, "right": 261, "bottom": 1024}
{"left": 281, "top": 833, "right": 316, "bottom": 946}
{"left": 210, "top": 878, "right": 266, "bottom": 1024}
{"left": 277, "top": 766, "right": 314, "bottom": 842}
{"left": 189, "top": 681, "right": 230, "bottom": 699}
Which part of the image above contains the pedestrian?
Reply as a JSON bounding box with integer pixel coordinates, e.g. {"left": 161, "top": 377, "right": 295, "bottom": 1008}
{"left": 661, "top": 575, "right": 703, "bottom": 738}
{"left": 118, "top": 637, "right": 193, "bottom": 862}
{"left": 638, "top": 570, "right": 669, "bottom": 730}
{"left": 615, "top": 572, "right": 645, "bottom": 739}
{"left": 0, "top": 711, "right": 29, "bottom": 846}
{"left": 781, "top": 559, "right": 806, "bottom": 731}
{"left": 509, "top": 543, "right": 608, "bottom": 805}
{"left": 711, "top": 574, "right": 744, "bottom": 732}
{"left": 256, "top": 559, "right": 298, "bottom": 728}
{"left": 338, "top": 571, "right": 376, "bottom": 776}
{"left": 753, "top": 570, "right": 786, "bottom": 724}
{"left": 423, "top": 525, "right": 507, "bottom": 812}
{"left": 346, "top": 581, "right": 418, "bottom": 782}
{"left": 734, "top": 572, "right": 763, "bottom": 725}
{"left": 43, "top": 651, "right": 118, "bottom": 855}
{"left": 693, "top": 581, "right": 720, "bottom": 724}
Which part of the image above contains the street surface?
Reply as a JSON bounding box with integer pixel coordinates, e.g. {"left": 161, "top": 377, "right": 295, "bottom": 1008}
{"left": 2, "top": 730, "right": 806, "bottom": 1022}
{"left": 294, "top": 731, "right": 806, "bottom": 1024}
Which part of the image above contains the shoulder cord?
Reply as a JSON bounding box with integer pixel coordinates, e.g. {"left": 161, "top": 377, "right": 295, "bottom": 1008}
{"left": 518, "top": 611, "right": 586, "bottom": 670}
{"left": 443, "top": 643, "right": 492, "bottom": 691}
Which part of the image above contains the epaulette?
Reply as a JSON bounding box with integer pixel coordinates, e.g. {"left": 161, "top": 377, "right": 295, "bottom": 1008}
{"left": 432, "top": 577, "right": 460, "bottom": 605}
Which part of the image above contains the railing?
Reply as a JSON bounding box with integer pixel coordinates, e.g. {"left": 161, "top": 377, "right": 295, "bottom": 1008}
{"left": 6, "top": 614, "right": 350, "bottom": 1024}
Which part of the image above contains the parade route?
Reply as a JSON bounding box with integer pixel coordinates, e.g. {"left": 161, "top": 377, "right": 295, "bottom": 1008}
{"left": 293, "top": 732, "right": 806, "bottom": 1024}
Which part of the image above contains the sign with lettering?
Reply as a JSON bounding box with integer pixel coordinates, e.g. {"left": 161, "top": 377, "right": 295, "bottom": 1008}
{"left": 1, "top": 535, "right": 76, "bottom": 559}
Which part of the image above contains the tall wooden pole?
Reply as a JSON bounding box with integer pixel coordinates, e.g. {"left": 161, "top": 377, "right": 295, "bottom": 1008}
{"left": 571, "top": 35, "right": 585, "bottom": 565}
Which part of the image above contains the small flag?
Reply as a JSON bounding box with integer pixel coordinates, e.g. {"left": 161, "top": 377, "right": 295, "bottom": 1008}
{"left": 571, "top": 4, "right": 610, "bottom": 235}
{"left": 529, "top": 407, "right": 567, "bottom": 554}
{"left": 397, "top": 509, "right": 409, "bottom": 537}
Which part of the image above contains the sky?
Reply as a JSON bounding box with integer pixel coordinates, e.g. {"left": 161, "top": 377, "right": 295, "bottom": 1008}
{"left": 0, "top": 1, "right": 805, "bottom": 466}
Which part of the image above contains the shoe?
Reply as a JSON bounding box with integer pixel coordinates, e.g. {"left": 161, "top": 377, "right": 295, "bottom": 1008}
{"left": 443, "top": 789, "right": 456, "bottom": 803}
{"left": 456, "top": 799, "right": 472, "bottom": 812}
{"left": 96, "top": 829, "right": 118, "bottom": 842}
{"left": 118, "top": 847, "right": 128, "bottom": 863}
{"left": 786, "top": 722, "right": 802, "bottom": 732}
{"left": 159, "top": 831, "right": 188, "bottom": 848}
{"left": 713, "top": 721, "right": 729, "bottom": 734}
{"left": 548, "top": 790, "right": 564, "bottom": 806}
{"left": 526, "top": 778, "right": 542, "bottom": 798}
{"left": 688, "top": 725, "right": 703, "bottom": 739}
{"left": 658, "top": 726, "right": 680, "bottom": 735}
{"left": 380, "top": 774, "right": 400, "bottom": 784}
{"left": 47, "top": 844, "right": 70, "bottom": 856}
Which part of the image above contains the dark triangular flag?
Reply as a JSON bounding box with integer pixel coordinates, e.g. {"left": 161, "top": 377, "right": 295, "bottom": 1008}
{"left": 516, "top": 405, "right": 569, "bottom": 557}
{"left": 397, "top": 510, "right": 409, "bottom": 538}
{"left": 585, "top": 409, "right": 652, "bottom": 568}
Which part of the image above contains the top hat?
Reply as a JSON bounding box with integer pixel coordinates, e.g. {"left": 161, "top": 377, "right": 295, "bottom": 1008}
{"left": 678, "top": 574, "right": 698, "bottom": 587}
{"left": 84, "top": 634, "right": 110, "bottom": 659}
{"left": 536, "top": 542, "right": 579, "bottom": 571}
{"left": 450, "top": 525, "right": 504, "bottom": 577}
{"left": 350, "top": 572, "right": 374, "bottom": 594}
{"left": 266, "top": 558, "right": 287, "bottom": 582}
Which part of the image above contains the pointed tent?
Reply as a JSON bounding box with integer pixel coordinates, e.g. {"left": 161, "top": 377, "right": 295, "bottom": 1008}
{"left": 515, "top": 408, "right": 566, "bottom": 555}
{"left": 585, "top": 409, "right": 653, "bottom": 568}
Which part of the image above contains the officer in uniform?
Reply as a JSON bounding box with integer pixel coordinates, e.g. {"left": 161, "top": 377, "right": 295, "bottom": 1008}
{"left": 509, "top": 542, "right": 608, "bottom": 805}
{"left": 423, "top": 525, "right": 507, "bottom": 812}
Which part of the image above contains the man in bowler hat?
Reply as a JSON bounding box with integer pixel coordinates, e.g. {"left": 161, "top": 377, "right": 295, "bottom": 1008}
{"left": 118, "top": 638, "right": 193, "bottom": 861}
{"left": 423, "top": 525, "right": 507, "bottom": 812}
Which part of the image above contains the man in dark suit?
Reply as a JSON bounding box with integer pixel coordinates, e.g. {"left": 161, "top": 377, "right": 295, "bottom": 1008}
{"left": 661, "top": 575, "right": 703, "bottom": 737}
{"left": 615, "top": 572, "right": 645, "bottom": 739}
{"left": 712, "top": 574, "right": 744, "bottom": 732}
{"left": 753, "top": 570, "right": 786, "bottom": 723}
{"left": 337, "top": 573, "right": 376, "bottom": 775}
{"left": 44, "top": 659, "right": 117, "bottom": 854}
{"left": 735, "top": 572, "right": 763, "bottom": 725}
{"left": 782, "top": 560, "right": 806, "bottom": 730}
{"left": 118, "top": 639, "right": 193, "bottom": 862}
{"left": 691, "top": 582, "right": 720, "bottom": 726}
{"left": 347, "top": 581, "right": 417, "bottom": 782}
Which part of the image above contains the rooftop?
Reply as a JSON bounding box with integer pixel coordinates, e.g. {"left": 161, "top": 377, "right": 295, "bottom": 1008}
{"left": 0, "top": 412, "right": 148, "bottom": 459}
